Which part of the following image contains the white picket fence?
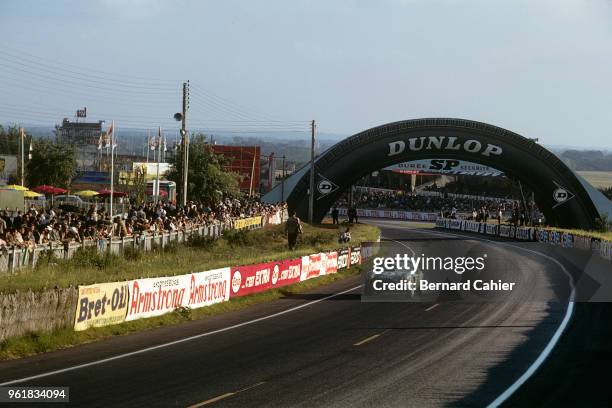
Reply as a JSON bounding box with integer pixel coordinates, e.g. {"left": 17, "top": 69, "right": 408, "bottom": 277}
{"left": 0, "top": 222, "right": 232, "bottom": 275}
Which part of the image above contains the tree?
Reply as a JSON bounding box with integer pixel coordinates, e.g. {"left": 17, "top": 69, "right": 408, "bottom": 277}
{"left": 127, "top": 166, "right": 147, "bottom": 206}
{"left": 25, "top": 139, "right": 77, "bottom": 188}
{"left": 0, "top": 124, "right": 21, "bottom": 155}
{"left": 167, "top": 133, "right": 240, "bottom": 204}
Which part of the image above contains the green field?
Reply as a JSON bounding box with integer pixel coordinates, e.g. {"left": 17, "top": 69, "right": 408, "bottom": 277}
{"left": 577, "top": 171, "right": 612, "bottom": 189}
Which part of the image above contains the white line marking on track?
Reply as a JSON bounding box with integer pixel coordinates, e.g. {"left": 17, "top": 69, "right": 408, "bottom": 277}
{"left": 187, "top": 381, "right": 266, "bottom": 407}
{"left": 0, "top": 286, "right": 363, "bottom": 386}
{"left": 425, "top": 303, "right": 439, "bottom": 312}
{"left": 376, "top": 222, "right": 576, "bottom": 408}
{"left": 353, "top": 333, "right": 382, "bottom": 346}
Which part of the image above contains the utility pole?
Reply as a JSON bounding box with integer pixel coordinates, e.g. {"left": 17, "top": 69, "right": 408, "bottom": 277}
{"left": 281, "top": 154, "right": 285, "bottom": 203}
{"left": 109, "top": 120, "right": 115, "bottom": 218}
{"left": 146, "top": 131, "right": 150, "bottom": 163}
{"left": 308, "top": 120, "right": 316, "bottom": 224}
{"left": 19, "top": 127, "right": 25, "bottom": 186}
{"left": 155, "top": 127, "right": 162, "bottom": 204}
{"left": 181, "top": 81, "right": 190, "bottom": 206}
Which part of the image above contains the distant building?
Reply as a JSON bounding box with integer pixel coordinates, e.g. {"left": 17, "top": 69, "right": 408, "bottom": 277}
{"left": 59, "top": 118, "right": 102, "bottom": 145}
{"left": 59, "top": 118, "right": 104, "bottom": 170}
{"left": 0, "top": 155, "right": 17, "bottom": 184}
{"left": 212, "top": 145, "right": 260, "bottom": 194}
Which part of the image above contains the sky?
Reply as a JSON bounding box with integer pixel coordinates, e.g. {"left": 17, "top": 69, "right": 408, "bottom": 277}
{"left": 0, "top": 0, "right": 611, "bottom": 148}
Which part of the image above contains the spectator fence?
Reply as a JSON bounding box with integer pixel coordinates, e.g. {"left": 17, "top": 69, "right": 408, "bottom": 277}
{"left": 0, "top": 209, "right": 285, "bottom": 275}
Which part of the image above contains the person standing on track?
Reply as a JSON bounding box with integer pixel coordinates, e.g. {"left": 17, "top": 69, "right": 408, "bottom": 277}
{"left": 285, "top": 211, "right": 303, "bottom": 250}
{"left": 331, "top": 207, "right": 339, "bottom": 224}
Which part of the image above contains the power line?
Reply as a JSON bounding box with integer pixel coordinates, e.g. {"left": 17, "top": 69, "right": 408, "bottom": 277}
{"left": 0, "top": 53, "right": 179, "bottom": 90}
{"left": 0, "top": 47, "right": 310, "bottom": 135}
{"left": 0, "top": 63, "right": 177, "bottom": 96}
{"left": 0, "top": 43, "right": 182, "bottom": 84}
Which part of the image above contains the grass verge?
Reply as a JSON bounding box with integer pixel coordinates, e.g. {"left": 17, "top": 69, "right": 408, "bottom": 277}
{"left": 0, "top": 264, "right": 363, "bottom": 360}
{"left": 0, "top": 222, "right": 379, "bottom": 293}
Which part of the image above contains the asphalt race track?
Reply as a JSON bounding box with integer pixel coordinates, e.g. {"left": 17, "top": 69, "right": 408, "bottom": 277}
{"left": 0, "top": 220, "right": 574, "bottom": 407}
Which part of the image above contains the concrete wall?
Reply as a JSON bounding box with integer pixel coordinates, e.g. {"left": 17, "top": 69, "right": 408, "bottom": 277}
{"left": 0, "top": 287, "right": 78, "bottom": 342}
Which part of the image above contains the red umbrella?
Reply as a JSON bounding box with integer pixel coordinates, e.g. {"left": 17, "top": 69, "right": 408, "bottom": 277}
{"left": 97, "top": 189, "right": 128, "bottom": 197}
{"left": 32, "top": 185, "right": 67, "bottom": 195}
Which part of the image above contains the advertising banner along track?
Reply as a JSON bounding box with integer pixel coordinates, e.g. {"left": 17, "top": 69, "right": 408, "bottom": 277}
{"left": 74, "top": 246, "right": 361, "bottom": 330}
{"left": 230, "top": 258, "right": 303, "bottom": 298}
{"left": 126, "top": 268, "right": 231, "bottom": 322}
{"left": 234, "top": 216, "right": 263, "bottom": 230}
{"left": 74, "top": 281, "right": 129, "bottom": 331}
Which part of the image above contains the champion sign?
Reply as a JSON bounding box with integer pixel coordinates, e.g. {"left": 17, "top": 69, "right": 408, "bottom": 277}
{"left": 387, "top": 136, "right": 503, "bottom": 158}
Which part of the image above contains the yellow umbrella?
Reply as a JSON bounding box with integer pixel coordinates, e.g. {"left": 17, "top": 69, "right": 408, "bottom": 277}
{"left": 3, "top": 184, "right": 29, "bottom": 191}
{"left": 23, "top": 190, "right": 43, "bottom": 198}
{"left": 75, "top": 190, "right": 99, "bottom": 198}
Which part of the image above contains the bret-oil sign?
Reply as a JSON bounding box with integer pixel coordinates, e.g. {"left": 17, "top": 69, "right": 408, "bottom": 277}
{"left": 74, "top": 281, "right": 129, "bottom": 331}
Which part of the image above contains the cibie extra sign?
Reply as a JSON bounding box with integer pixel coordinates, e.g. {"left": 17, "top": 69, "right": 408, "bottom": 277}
{"left": 387, "top": 136, "right": 503, "bottom": 158}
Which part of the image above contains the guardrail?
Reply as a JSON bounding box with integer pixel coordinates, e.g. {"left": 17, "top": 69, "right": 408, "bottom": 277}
{"left": 435, "top": 218, "right": 612, "bottom": 261}
{"left": 335, "top": 208, "right": 438, "bottom": 221}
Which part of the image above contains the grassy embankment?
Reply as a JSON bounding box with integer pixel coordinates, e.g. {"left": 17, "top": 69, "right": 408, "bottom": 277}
{"left": 0, "top": 223, "right": 379, "bottom": 359}
{"left": 0, "top": 223, "right": 379, "bottom": 293}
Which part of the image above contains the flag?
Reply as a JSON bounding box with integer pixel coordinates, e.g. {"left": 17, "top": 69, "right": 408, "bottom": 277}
{"left": 149, "top": 133, "right": 157, "bottom": 150}
{"left": 99, "top": 121, "right": 116, "bottom": 150}
{"left": 106, "top": 120, "right": 117, "bottom": 147}
{"left": 163, "top": 134, "right": 167, "bottom": 152}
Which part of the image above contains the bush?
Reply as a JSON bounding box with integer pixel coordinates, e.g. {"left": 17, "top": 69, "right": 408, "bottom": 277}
{"left": 595, "top": 214, "right": 612, "bottom": 233}
{"left": 187, "top": 235, "right": 217, "bottom": 250}
{"left": 174, "top": 306, "right": 192, "bottom": 320}
{"left": 163, "top": 241, "right": 180, "bottom": 254}
{"left": 222, "top": 229, "right": 253, "bottom": 247}
{"left": 36, "top": 249, "right": 57, "bottom": 268}
{"left": 68, "top": 247, "right": 119, "bottom": 269}
{"left": 301, "top": 231, "right": 333, "bottom": 247}
{"left": 123, "top": 246, "right": 143, "bottom": 261}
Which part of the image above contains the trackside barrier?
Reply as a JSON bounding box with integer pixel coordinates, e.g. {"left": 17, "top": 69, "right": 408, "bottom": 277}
{"left": 449, "top": 220, "right": 463, "bottom": 230}
{"left": 515, "top": 227, "right": 533, "bottom": 240}
{"left": 463, "top": 221, "right": 480, "bottom": 233}
{"left": 485, "top": 224, "right": 498, "bottom": 235}
{"left": 435, "top": 218, "right": 612, "bottom": 261}
{"left": 0, "top": 209, "right": 287, "bottom": 276}
{"left": 499, "top": 225, "right": 514, "bottom": 238}
{"left": 336, "top": 208, "right": 438, "bottom": 222}
{"left": 601, "top": 241, "right": 612, "bottom": 260}
{"left": 73, "top": 244, "right": 365, "bottom": 331}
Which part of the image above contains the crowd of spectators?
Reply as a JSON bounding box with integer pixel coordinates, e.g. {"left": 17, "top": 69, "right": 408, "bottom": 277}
{"left": 0, "top": 197, "right": 286, "bottom": 250}
{"left": 337, "top": 190, "right": 515, "bottom": 214}
{"left": 335, "top": 190, "right": 544, "bottom": 226}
